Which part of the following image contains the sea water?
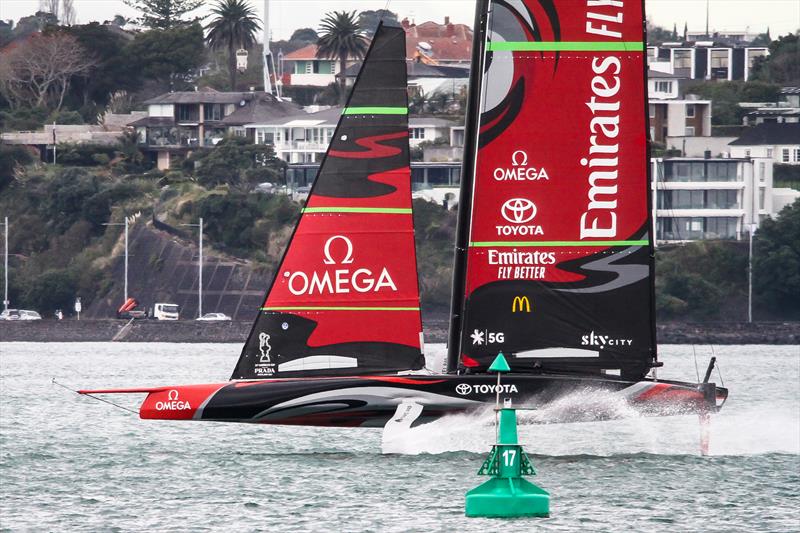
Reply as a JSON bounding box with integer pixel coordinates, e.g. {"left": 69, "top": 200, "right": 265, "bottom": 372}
{"left": 0, "top": 343, "right": 798, "bottom": 532}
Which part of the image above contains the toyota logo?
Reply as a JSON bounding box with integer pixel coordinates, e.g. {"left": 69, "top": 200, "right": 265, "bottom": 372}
{"left": 501, "top": 198, "right": 537, "bottom": 224}
{"left": 455, "top": 383, "right": 472, "bottom": 395}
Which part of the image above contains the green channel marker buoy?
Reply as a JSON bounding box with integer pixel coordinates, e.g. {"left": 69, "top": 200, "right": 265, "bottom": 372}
{"left": 465, "top": 353, "right": 550, "bottom": 518}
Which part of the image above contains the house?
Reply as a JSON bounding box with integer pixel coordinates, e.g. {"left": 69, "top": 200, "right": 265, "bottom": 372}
{"left": 647, "top": 43, "right": 768, "bottom": 81}
{"left": 728, "top": 123, "right": 800, "bottom": 166}
{"left": 0, "top": 112, "right": 145, "bottom": 160}
{"left": 652, "top": 156, "right": 777, "bottom": 242}
{"left": 649, "top": 97, "right": 712, "bottom": 143}
{"left": 741, "top": 87, "right": 800, "bottom": 126}
{"left": 403, "top": 17, "right": 473, "bottom": 67}
{"left": 129, "top": 88, "right": 296, "bottom": 169}
{"left": 645, "top": 69, "right": 712, "bottom": 145}
{"left": 280, "top": 44, "right": 360, "bottom": 87}
{"left": 246, "top": 106, "right": 459, "bottom": 164}
{"left": 337, "top": 61, "right": 470, "bottom": 96}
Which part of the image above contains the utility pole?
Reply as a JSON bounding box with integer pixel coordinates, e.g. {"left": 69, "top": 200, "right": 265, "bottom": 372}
{"left": 102, "top": 216, "right": 129, "bottom": 302}
{"left": 263, "top": 0, "right": 274, "bottom": 96}
{"left": 181, "top": 218, "right": 203, "bottom": 318}
{"left": 748, "top": 162, "right": 757, "bottom": 324}
{"left": 705, "top": 0, "right": 710, "bottom": 38}
{"left": 52, "top": 122, "right": 57, "bottom": 164}
{"left": 2, "top": 216, "right": 8, "bottom": 311}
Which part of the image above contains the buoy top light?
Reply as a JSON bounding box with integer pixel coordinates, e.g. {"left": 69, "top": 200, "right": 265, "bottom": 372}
{"left": 488, "top": 352, "right": 511, "bottom": 373}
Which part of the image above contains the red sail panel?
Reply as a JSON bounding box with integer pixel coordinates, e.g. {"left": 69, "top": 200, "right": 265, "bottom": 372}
{"left": 459, "top": 0, "right": 655, "bottom": 378}
{"left": 232, "top": 24, "right": 423, "bottom": 379}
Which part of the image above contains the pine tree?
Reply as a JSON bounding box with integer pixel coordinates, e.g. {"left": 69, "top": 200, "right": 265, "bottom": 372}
{"left": 124, "top": 0, "right": 203, "bottom": 30}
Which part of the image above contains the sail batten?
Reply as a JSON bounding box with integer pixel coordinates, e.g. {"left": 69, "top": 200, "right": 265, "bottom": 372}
{"left": 232, "top": 23, "right": 423, "bottom": 380}
{"left": 452, "top": 0, "right": 656, "bottom": 380}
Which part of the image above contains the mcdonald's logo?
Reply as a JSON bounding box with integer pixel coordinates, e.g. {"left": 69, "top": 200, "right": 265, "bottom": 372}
{"left": 512, "top": 296, "right": 531, "bottom": 313}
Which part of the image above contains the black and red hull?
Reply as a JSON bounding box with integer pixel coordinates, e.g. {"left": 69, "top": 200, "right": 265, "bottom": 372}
{"left": 81, "top": 373, "right": 728, "bottom": 428}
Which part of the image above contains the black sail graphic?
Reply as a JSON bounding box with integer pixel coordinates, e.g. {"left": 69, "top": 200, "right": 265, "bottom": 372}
{"left": 450, "top": 1, "right": 656, "bottom": 380}
{"left": 232, "top": 24, "right": 424, "bottom": 380}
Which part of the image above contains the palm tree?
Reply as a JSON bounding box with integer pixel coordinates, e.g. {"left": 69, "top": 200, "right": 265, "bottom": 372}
{"left": 316, "top": 11, "right": 368, "bottom": 105}
{"left": 205, "top": 0, "right": 261, "bottom": 90}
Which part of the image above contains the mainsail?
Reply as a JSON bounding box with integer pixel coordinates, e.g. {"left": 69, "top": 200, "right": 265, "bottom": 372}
{"left": 232, "top": 23, "right": 424, "bottom": 379}
{"left": 449, "top": 0, "right": 656, "bottom": 379}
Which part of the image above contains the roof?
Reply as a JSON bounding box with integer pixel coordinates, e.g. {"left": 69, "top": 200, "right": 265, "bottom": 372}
{"left": 728, "top": 123, "right": 800, "bottom": 146}
{"left": 647, "top": 69, "right": 687, "bottom": 79}
{"left": 128, "top": 116, "right": 175, "bottom": 127}
{"left": 143, "top": 89, "right": 259, "bottom": 105}
{"left": 221, "top": 95, "right": 300, "bottom": 125}
{"left": 283, "top": 22, "right": 472, "bottom": 64}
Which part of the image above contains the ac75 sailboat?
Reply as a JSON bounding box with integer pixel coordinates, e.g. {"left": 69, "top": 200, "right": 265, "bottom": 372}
{"left": 81, "top": 3, "right": 727, "bottom": 430}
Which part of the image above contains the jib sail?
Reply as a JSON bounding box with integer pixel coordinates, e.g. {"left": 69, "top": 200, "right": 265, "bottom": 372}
{"left": 450, "top": 0, "right": 656, "bottom": 379}
{"left": 232, "top": 23, "right": 424, "bottom": 380}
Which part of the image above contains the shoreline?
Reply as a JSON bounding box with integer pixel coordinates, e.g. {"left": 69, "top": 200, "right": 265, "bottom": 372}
{"left": 1, "top": 319, "right": 798, "bottom": 344}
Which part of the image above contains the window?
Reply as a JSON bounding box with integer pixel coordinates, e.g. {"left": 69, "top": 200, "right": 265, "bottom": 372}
{"left": 706, "top": 161, "right": 737, "bottom": 182}
{"left": 767, "top": 148, "right": 773, "bottom": 157}
{"left": 707, "top": 189, "right": 738, "bottom": 209}
{"left": 673, "top": 50, "right": 692, "bottom": 69}
{"left": 686, "top": 104, "right": 695, "bottom": 118}
{"left": 795, "top": 148, "right": 800, "bottom": 162}
{"left": 409, "top": 128, "right": 426, "bottom": 140}
{"left": 685, "top": 126, "right": 695, "bottom": 136}
{"left": 745, "top": 149, "right": 751, "bottom": 158}
{"left": 759, "top": 162, "right": 766, "bottom": 181}
{"left": 203, "top": 104, "right": 223, "bottom": 121}
{"left": 710, "top": 50, "right": 729, "bottom": 69}
{"left": 649, "top": 104, "right": 655, "bottom": 118}
{"left": 783, "top": 149, "right": 790, "bottom": 163}
{"left": 305, "top": 61, "right": 312, "bottom": 74}
{"left": 759, "top": 188, "right": 765, "bottom": 210}
{"left": 655, "top": 81, "right": 673, "bottom": 93}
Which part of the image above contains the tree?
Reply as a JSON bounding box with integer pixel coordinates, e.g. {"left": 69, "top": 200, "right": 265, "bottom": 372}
{"left": 124, "top": 0, "right": 203, "bottom": 30}
{"left": 358, "top": 9, "right": 398, "bottom": 37}
{"left": 751, "top": 33, "right": 800, "bottom": 84}
{"left": 316, "top": 11, "right": 368, "bottom": 105}
{"left": 191, "top": 137, "right": 285, "bottom": 189}
{"left": 12, "top": 11, "right": 58, "bottom": 38}
{"left": 290, "top": 28, "right": 318, "bottom": 42}
{"left": 48, "top": 23, "right": 136, "bottom": 119}
{"left": 205, "top": 0, "right": 261, "bottom": 90}
{"left": 127, "top": 22, "right": 205, "bottom": 90}
{"left": 0, "top": 33, "right": 96, "bottom": 112}
{"left": 645, "top": 19, "right": 674, "bottom": 45}
{"left": 754, "top": 199, "right": 800, "bottom": 318}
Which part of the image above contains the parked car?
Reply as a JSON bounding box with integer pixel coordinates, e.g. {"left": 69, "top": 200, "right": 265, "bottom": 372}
{"left": 152, "top": 303, "right": 180, "bottom": 320}
{"left": 196, "top": 312, "right": 232, "bottom": 321}
{"left": 0, "top": 309, "right": 42, "bottom": 320}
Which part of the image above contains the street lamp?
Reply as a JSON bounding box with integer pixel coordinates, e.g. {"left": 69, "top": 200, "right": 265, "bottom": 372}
{"left": 102, "top": 216, "right": 130, "bottom": 303}
{"left": 2, "top": 216, "right": 8, "bottom": 311}
{"left": 181, "top": 217, "right": 203, "bottom": 318}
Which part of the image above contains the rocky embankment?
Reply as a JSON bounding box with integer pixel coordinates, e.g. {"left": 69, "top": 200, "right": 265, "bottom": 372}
{"left": 1, "top": 318, "right": 798, "bottom": 344}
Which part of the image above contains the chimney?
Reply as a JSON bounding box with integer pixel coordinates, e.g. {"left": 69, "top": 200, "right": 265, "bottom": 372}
{"left": 444, "top": 16, "right": 450, "bottom": 25}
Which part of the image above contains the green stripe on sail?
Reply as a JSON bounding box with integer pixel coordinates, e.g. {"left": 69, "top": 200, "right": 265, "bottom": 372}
{"left": 302, "top": 207, "right": 412, "bottom": 214}
{"left": 487, "top": 41, "right": 644, "bottom": 52}
{"left": 261, "top": 306, "right": 420, "bottom": 312}
{"left": 470, "top": 240, "right": 649, "bottom": 247}
{"left": 342, "top": 107, "right": 408, "bottom": 115}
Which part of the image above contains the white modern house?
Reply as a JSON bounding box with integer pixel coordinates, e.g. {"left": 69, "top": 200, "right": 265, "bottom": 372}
{"left": 728, "top": 123, "right": 800, "bottom": 166}
{"left": 647, "top": 43, "right": 768, "bottom": 81}
{"left": 246, "top": 107, "right": 459, "bottom": 164}
{"left": 651, "top": 156, "right": 787, "bottom": 243}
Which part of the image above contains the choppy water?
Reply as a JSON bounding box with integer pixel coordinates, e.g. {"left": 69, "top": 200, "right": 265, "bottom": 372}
{"left": 1, "top": 342, "right": 798, "bottom": 532}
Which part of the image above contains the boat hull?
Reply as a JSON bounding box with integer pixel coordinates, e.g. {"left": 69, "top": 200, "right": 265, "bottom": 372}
{"left": 81, "top": 374, "right": 727, "bottom": 428}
